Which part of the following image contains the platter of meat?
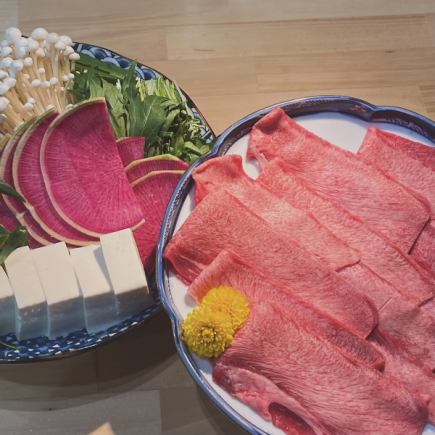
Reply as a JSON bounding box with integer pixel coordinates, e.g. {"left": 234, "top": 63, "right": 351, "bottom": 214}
{"left": 157, "top": 96, "right": 435, "bottom": 434}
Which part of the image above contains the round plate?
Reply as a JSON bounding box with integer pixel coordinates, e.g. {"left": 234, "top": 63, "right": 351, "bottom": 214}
{"left": 157, "top": 96, "right": 435, "bottom": 434}
{"left": 0, "top": 42, "right": 216, "bottom": 363}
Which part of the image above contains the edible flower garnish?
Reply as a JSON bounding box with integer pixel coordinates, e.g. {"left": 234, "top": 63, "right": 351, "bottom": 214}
{"left": 181, "top": 286, "right": 250, "bottom": 358}
{"left": 182, "top": 307, "right": 233, "bottom": 358}
{"left": 201, "top": 286, "right": 250, "bottom": 333}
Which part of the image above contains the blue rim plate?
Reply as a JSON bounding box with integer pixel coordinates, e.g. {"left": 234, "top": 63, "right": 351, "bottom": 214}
{"left": 156, "top": 96, "right": 435, "bottom": 434}
{"left": 0, "top": 42, "right": 216, "bottom": 363}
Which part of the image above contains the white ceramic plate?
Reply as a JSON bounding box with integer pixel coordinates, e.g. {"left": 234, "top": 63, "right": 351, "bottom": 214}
{"left": 157, "top": 97, "right": 435, "bottom": 435}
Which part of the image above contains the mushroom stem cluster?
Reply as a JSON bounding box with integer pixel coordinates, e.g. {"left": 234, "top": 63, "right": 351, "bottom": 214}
{"left": 0, "top": 27, "right": 79, "bottom": 137}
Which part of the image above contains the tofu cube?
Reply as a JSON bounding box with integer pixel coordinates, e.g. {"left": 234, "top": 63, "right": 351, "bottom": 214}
{"left": 70, "top": 245, "right": 117, "bottom": 333}
{"left": 4, "top": 246, "right": 48, "bottom": 340}
{"left": 100, "top": 229, "right": 152, "bottom": 320}
{"left": 0, "top": 267, "right": 15, "bottom": 336}
{"left": 32, "top": 242, "right": 85, "bottom": 339}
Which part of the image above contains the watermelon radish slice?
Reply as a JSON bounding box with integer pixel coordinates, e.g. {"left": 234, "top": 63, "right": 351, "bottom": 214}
{"left": 0, "top": 196, "right": 19, "bottom": 231}
{"left": 0, "top": 197, "right": 42, "bottom": 249}
{"left": 13, "top": 110, "right": 97, "bottom": 246}
{"left": 117, "top": 136, "right": 145, "bottom": 167}
{"left": 41, "top": 99, "right": 144, "bottom": 236}
{"left": 126, "top": 155, "right": 188, "bottom": 184}
{"left": 132, "top": 170, "right": 184, "bottom": 273}
{"left": 0, "top": 123, "right": 57, "bottom": 246}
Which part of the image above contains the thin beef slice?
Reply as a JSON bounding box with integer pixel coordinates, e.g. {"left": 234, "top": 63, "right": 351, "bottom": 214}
{"left": 192, "top": 155, "right": 360, "bottom": 272}
{"left": 370, "top": 330, "right": 435, "bottom": 423}
{"left": 214, "top": 302, "right": 428, "bottom": 435}
{"left": 358, "top": 127, "right": 435, "bottom": 276}
{"left": 248, "top": 108, "right": 430, "bottom": 252}
{"left": 269, "top": 403, "right": 316, "bottom": 435}
{"left": 412, "top": 221, "right": 435, "bottom": 275}
{"left": 164, "top": 189, "right": 377, "bottom": 338}
{"left": 257, "top": 159, "right": 434, "bottom": 306}
{"left": 258, "top": 160, "right": 435, "bottom": 369}
{"left": 361, "top": 127, "right": 435, "bottom": 171}
{"left": 358, "top": 127, "right": 435, "bottom": 212}
{"left": 189, "top": 250, "right": 384, "bottom": 370}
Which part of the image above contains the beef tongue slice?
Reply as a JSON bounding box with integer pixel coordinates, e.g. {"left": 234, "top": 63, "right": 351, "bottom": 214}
{"left": 192, "top": 155, "right": 360, "bottom": 272}
{"left": 215, "top": 302, "right": 428, "bottom": 435}
{"left": 189, "top": 250, "right": 384, "bottom": 370}
{"left": 358, "top": 127, "right": 435, "bottom": 277}
{"left": 257, "top": 159, "right": 434, "bottom": 306}
{"left": 164, "top": 189, "right": 377, "bottom": 338}
{"left": 248, "top": 108, "right": 430, "bottom": 253}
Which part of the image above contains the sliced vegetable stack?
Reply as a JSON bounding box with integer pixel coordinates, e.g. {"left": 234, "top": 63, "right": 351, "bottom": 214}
{"left": 0, "top": 26, "right": 202, "bottom": 277}
{"left": 1, "top": 95, "right": 186, "bottom": 274}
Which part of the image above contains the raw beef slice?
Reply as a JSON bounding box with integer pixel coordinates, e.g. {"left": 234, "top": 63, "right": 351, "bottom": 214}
{"left": 370, "top": 330, "right": 435, "bottom": 423}
{"left": 192, "top": 155, "right": 360, "bottom": 272}
{"left": 214, "top": 302, "right": 428, "bottom": 435}
{"left": 257, "top": 159, "right": 434, "bottom": 306}
{"left": 358, "top": 127, "right": 435, "bottom": 212}
{"left": 361, "top": 127, "right": 435, "bottom": 171}
{"left": 165, "top": 189, "right": 377, "bottom": 338}
{"left": 412, "top": 221, "right": 435, "bottom": 275}
{"left": 189, "top": 250, "right": 384, "bottom": 370}
{"left": 257, "top": 160, "right": 435, "bottom": 370}
{"left": 358, "top": 127, "right": 435, "bottom": 276}
{"left": 248, "top": 108, "right": 430, "bottom": 252}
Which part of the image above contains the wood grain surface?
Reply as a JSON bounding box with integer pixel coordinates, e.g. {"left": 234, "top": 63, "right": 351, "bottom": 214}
{"left": 1, "top": 0, "right": 435, "bottom": 434}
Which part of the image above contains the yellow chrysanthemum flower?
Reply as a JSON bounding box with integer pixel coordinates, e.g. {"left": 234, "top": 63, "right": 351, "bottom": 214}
{"left": 181, "top": 286, "right": 250, "bottom": 359}
{"left": 181, "top": 307, "right": 233, "bottom": 358}
{"left": 201, "top": 286, "right": 250, "bottom": 334}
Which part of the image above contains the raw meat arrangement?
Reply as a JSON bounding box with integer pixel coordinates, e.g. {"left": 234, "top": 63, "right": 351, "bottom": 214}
{"left": 164, "top": 108, "right": 435, "bottom": 434}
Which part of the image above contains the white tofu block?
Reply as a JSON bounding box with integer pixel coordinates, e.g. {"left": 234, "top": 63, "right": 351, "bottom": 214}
{"left": 32, "top": 242, "right": 85, "bottom": 339}
{"left": 100, "top": 229, "right": 152, "bottom": 320}
{"left": 4, "top": 246, "right": 47, "bottom": 340}
{"left": 0, "top": 267, "right": 15, "bottom": 336}
{"left": 70, "top": 245, "right": 117, "bottom": 333}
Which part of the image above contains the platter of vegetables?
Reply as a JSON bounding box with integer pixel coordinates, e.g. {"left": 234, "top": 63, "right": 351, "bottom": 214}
{"left": 0, "top": 27, "right": 215, "bottom": 362}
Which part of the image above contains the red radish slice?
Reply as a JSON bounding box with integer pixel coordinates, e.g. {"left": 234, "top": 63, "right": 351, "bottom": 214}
{"left": 0, "top": 123, "right": 57, "bottom": 246}
{"left": 117, "top": 136, "right": 145, "bottom": 166}
{"left": 0, "top": 197, "right": 43, "bottom": 248}
{"left": 41, "top": 99, "right": 144, "bottom": 236}
{"left": 126, "top": 155, "right": 188, "bottom": 183}
{"left": 13, "top": 110, "right": 97, "bottom": 246}
{"left": 0, "top": 196, "right": 19, "bottom": 231}
{"left": 132, "top": 170, "right": 184, "bottom": 273}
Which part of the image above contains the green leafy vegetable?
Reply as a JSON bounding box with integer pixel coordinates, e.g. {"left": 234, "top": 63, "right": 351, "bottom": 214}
{"left": 0, "top": 225, "right": 28, "bottom": 265}
{"left": 71, "top": 54, "right": 213, "bottom": 164}
{"left": 0, "top": 180, "right": 24, "bottom": 202}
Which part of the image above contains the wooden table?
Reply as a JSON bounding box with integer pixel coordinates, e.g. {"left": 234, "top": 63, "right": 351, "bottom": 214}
{"left": 1, "top": 1, "right": 434, "bottom": 433}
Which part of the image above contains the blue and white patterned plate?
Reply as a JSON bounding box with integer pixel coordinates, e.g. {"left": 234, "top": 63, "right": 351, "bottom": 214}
{"left": 0, "top": 42, "right": 216, "bottom": 363}
{"left": 157, "top": 96, "right": 435, "bottom": 435}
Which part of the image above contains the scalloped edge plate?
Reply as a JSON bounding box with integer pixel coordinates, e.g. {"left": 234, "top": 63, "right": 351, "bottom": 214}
{"left": 157, "top": 96, "right": 435, "bottom": 434}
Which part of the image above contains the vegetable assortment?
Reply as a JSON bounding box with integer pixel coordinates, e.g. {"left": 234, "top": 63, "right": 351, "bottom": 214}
{"left": 0, "top": 26, "right": 213, "bottom": 266}
{"left": 72, "top": 54, "right": 212, "bottom": 164}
